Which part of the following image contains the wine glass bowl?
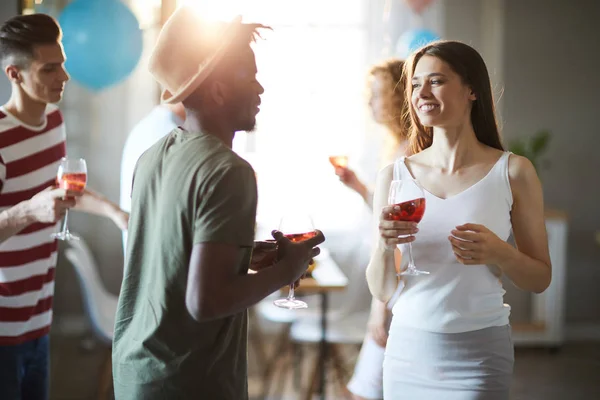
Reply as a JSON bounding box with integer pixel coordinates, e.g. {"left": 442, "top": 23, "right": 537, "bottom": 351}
{"left": 57, "top": 171, "right": 87, "bottom": 193}
{"left": 388, "top": 198, "right": 426, "bottom": 223}
{"left": 50, "top": 158, "right": 87, "bottom": 241}
{"left": 328, "top": 155, "right": 348, "bottom": 169}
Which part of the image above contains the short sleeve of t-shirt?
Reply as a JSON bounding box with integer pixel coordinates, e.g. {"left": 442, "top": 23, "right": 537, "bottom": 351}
{"left": 193, "top": 164, "right": 257, "bottom": 247}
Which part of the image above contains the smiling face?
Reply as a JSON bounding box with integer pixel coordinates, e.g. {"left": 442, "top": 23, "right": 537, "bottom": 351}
{"left": 410, "top": 55, "right": 476, "bottom": 129}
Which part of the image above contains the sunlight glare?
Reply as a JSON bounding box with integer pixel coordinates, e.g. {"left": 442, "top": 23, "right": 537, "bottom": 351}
{"left": 178, "top": 0, "right": 291, "bottom": 24}
{"left": 179, "top": 0, "right": 249, "bottom": 22}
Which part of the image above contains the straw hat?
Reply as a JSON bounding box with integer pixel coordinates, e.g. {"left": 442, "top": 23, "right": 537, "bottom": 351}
{"left": 148, "top": 7, "right": 242, "bottom": 104}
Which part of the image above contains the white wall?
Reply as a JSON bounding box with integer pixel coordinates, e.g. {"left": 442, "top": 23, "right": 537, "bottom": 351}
{"left": 502, "top": 0, "right": 600, "bottom": 327}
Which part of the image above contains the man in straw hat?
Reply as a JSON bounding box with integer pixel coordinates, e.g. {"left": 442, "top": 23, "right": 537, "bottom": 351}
{"left": 112, "top": 6, "right": 325, "bottom": 399}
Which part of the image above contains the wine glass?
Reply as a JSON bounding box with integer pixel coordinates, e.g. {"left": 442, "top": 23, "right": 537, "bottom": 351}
{"left": 273, "top": 214, "right": 317, "bottom": 310}
{"left": 50, "top": 157, "right": 87, "bottom": 241}
{"left": 328, "top": 155, "right": 348, "bottom": 169}
{"left": 388, "top": 179, "right": 429, "bottom": 276}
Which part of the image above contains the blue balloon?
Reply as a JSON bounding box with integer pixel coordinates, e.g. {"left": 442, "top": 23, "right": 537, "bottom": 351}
{"left": 396, "top": 29, "right": 440, "bottom": 58}
{"left": 59, "top": 0, "right": 143, "bottom": 91}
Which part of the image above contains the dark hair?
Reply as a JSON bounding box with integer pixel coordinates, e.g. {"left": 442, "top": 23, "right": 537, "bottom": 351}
{"left": 404, "top": 40, "right": 503, "bottom": 154}
{"left": 209, "top": 23, "right": 269, "bottom": 82}
{"left": 369, "top": 58, "right": 410, "bottom": 142}
{"left": 0, "top": 14, "right": 62, "bottom": 69}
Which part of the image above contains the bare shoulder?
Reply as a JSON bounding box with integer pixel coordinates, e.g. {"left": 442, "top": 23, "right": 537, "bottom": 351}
{"left": 507, "top": 153, "right": 543, "bottom": 205}
{"left": 372, "top": 163, "right": 395, "bottom": 211}
{"left": 374, "top": 163, "right": 394, "bottom": 197}
{"left": 507, "top": 153, "right": 539, "bottom": 184}
{"left": 377, "top": 163, "right": 394, "bottom": 183}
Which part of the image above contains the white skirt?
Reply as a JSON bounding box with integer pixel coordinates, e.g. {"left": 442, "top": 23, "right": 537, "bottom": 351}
{"left": 383, "top": 324, "right": 514, "bottom": 400}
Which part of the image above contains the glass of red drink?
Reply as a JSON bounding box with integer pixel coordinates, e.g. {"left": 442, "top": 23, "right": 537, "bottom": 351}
{"left": 273, "top": 214, "right": 317, "bottom": 309}
{"left": 388, "top": 179, "right": 429, "bottom": 276}
{"left": 50, "top": 157, "right": 87, "bottom": 241}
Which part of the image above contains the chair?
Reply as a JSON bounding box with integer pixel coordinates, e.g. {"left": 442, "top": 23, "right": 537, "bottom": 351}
{"left": 65, "top": 237, "right": 119, "bottom": 400}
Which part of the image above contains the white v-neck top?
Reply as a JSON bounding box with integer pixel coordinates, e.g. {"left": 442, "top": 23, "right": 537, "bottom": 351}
{"left": 390, "top": 152, "right": 513, "bottom": 333}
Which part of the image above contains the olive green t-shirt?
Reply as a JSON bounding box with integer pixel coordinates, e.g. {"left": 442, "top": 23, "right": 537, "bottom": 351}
{"left": 112, "top": 128, "right": 257, "bottom": 400}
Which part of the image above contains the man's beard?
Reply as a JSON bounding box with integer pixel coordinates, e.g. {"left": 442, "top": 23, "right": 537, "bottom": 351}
{"left": 226, "top": 93, "right": 256, "bottom": 132}
{"left": 237, "top": 116, "right": 257, "bottom": 133}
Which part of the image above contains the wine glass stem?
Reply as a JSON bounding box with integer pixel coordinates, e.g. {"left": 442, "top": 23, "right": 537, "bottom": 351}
{"left": 288, "top": 284, "right": 295, "bottom": 300}
{"left": 61, "top": 210, "right": 70, "bottom": 234}
{"left": 407, "top": 241, "right": 416, "bottom": 270}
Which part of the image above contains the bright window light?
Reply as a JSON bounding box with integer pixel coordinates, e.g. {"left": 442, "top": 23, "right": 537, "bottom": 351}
{"left": 178, "top": 0, "right": 250, "bottom": 22}
{"left": 176, "top": 0, "right": 370, "bottom": 232}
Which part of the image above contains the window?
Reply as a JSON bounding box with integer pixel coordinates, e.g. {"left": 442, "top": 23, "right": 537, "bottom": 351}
{"left": 179, "top": 0, "right": 372, "bottom": 231}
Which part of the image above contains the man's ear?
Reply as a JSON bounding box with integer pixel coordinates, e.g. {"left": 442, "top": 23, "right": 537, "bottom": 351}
{"left": 5, "top": 65, "right": 21, "bottom": 83}
{"left": 209, "top": 81, "right": 229, "bottom": 107}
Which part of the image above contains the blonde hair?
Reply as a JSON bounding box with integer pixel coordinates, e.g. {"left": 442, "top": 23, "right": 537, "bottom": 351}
{"left": 368, "top": 58, "right": 410, "bottom": 145}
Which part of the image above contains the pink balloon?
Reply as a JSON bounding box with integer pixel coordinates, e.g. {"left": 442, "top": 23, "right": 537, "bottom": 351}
{"left": 404, "top": 0, "right": 435, "bottom": 14}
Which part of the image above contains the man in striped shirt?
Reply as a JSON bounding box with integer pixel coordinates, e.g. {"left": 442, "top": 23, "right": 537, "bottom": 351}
{"left": 0, "top": 14, "right": 128, "bottom": 399}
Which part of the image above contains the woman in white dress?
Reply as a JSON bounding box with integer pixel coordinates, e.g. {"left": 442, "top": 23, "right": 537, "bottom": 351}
{"left": 366, "top": 41, "right": 552, "bottom": 399}
{"left": 334, "top": 59, "right": 409, "bottom": 400}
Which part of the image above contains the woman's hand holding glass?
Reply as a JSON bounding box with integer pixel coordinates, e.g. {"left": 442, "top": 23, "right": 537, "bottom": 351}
{"left": 378, "top": 204, "right": 419, "bottom": 249}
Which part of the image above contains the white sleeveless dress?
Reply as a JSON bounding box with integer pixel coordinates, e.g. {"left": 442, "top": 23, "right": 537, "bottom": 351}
{"left": 383, "top": 153, "right": 515, "bottom": 400}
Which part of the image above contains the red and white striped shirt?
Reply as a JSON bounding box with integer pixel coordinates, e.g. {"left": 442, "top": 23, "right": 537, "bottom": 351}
{"left": 0, "top": 105, "right": 66, "bottom": 345}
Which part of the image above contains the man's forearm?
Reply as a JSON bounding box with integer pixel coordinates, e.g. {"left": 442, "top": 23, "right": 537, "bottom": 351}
{"left": 0, "top": 201, "right": 35, "bottom": 243}
{"left": 200, "top": 263, "right": 293, "bottom": 321}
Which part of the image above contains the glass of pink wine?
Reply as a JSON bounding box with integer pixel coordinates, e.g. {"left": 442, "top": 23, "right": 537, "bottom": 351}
{"left": 50, "top": 157, "right": 87, "bottom": 241}
{"left": 388, "top": 179, "right": 429, "bottom": 276}
{"left": 273, "top": 214, "right": 317, "bottom": 310}
{"left": 328, "top": 155, "right": 348, "bottom": 169}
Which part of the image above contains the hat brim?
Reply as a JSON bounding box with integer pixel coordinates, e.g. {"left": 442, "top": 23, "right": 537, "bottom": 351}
{"left": 161, "top": 17, "right": 242, "bottom": 104}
